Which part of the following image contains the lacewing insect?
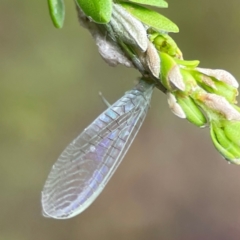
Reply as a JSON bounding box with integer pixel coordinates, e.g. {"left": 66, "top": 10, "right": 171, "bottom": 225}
{"left": 41, "top": 79, "right": 154, "bottom": 219}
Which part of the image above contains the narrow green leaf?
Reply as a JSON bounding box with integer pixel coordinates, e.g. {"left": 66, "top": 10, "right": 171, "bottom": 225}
{"left": 127, "top": 0, "right": 168, "bottom": 8}
{"left": 48, "top": 0, "right": 65, "bottom": 28}
{"left": 119, "top": 2, "right": 179, "bottom": 32}
{"left": 75, "top": 0, "right": 112, "bottom": 24}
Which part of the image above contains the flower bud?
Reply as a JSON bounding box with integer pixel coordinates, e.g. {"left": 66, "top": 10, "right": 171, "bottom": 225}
{"left": 192, "top": 70, "right": 238, "bottom": 104}
{"left": 175, "top": 93, "right": 207, "bottom": 127}
{"left": 210, "top": 121, "right": 240, "bottom": 164}
{"left": 179, "top": 68, "right": 198, "bottom": 95}
{"left": 222, "top": 120, "right": 240, "bottom": 146}
{"left": 197, "top": 92, "right": 240, "bottom": 121}
{"left": 196, "top": 68, "right": 239, "bottom": 88}
{"left": 153, "top": 34, "right": 182, "bottom": 58}
{"left": 159, "top": 52, "right": 185, "bottom": 91}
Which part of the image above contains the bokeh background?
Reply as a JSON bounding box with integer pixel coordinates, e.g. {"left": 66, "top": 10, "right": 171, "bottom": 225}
{"left": 2, "top": 0, "right": 240, "bottom": 239}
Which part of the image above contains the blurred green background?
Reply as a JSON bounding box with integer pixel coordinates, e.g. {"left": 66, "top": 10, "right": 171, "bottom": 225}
{"left": 2, "top": 0, "right": 240, "bottom": 239}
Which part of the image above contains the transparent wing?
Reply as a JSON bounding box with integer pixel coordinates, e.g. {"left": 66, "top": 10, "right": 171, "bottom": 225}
{"left": 41, "top": 80, "right": 154, "bottom": 219}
